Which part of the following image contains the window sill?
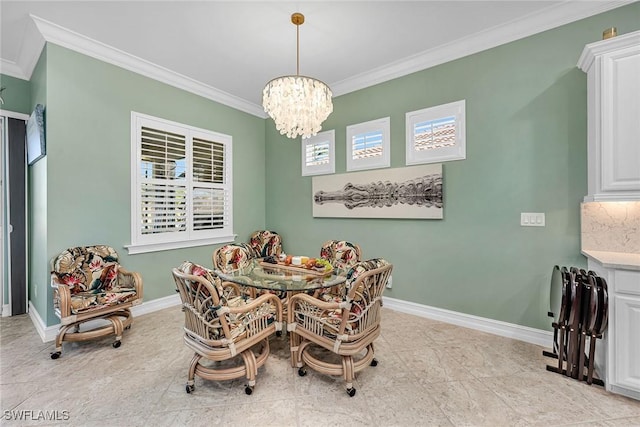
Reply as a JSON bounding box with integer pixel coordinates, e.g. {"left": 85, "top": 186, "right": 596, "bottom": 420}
{"left": 125, "top": 234, "right": 236, "bottom": 255}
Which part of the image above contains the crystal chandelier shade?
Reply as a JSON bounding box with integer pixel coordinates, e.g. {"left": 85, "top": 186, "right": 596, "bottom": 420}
{"left": 262, "top": 13, "right": 333, "bottom": 139}
{"left": 263, "top": 75, "right": 333, "bottom": 139}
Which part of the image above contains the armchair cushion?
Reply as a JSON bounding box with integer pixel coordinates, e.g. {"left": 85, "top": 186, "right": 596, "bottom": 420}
{"left": 177, "top": 260, "right": 228, "bottom": 301}
{"left": 319, "top": 240, "right": 362, "bottom": 270}
{"left": 52, "top": 246, "right": 138, "bottom": 314}
{"left": 213, "top": 243, "right": 256, "bottom": 273}
{"left": 249, "top": 230, "right": 282, "bottom": 257}
{"left": 345, "top": 258, "right": 390, "bottom": 299}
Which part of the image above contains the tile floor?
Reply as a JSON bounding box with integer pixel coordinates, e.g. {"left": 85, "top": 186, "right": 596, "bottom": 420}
{"left": 1, "top": 307, "right": 639, "bottom": 426}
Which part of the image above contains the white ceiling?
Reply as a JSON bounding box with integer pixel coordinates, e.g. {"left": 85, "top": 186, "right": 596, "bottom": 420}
{"left": 0, "top": 1, "right": 633, "bottom": 117}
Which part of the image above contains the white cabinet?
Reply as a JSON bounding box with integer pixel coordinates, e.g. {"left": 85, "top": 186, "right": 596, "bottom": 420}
{"left": 614, "top": 294, "right": 640, "bottom": 394}
{"left": 578, "top": 31, "right": 640, "bottom": 202}
{"left": 588, "top": 259, "right": 640, "bottom": 400}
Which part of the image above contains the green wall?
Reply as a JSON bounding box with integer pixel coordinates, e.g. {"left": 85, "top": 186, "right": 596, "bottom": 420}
{"left": 3, "top": 3, "right": 638, "bottom": 330}
{"left": 0, "top": 74, "right": 31, "bottom": 115}
{"left": 28, "top": 47, "right": 48, "bottom": 319}
{"left": 265, "top": 4, "right": 640, "bottom": 330}
{"left": 33, "top": 44, "right": 267, "bottom": 326}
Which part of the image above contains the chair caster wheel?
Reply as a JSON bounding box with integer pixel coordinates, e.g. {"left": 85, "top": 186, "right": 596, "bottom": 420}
{"left": 112, "top": 340, "right": 121, "bottom": 348}
{"left": 276, "top": 331, "right": 282, "bottom": 337}
{"left": 347, "top": 387, "right": 356, "bottom": 397}
{"left": 245, "top": 386, "right": 253, "bottom": 395}
{"left": 186, "top": 384, "right": 194, "bottom": 394}
{"left": 50, "top": 351, "right": 61, "bottom": 360}
{"left": 125, "top": 325, "right": 131, "bottom": 330}
{"left": 370, "top": 358, "right": 378, "bottom": 367}
{"left": 298, "top": 368, "right": 307, "bottom": 377}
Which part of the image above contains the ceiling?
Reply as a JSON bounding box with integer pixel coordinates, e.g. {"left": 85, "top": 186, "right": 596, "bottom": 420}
{"left": 0, "top": 1, "right": 633, "bottom": 117}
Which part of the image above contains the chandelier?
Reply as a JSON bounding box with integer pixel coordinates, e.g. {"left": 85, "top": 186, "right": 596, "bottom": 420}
{"left": 262, "top": 13, "right": 333, "bottom": 139}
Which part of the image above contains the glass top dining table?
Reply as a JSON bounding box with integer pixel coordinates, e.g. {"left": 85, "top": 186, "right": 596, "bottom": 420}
{"left": 215, "top": 258, "right": 346, "bottom": 293}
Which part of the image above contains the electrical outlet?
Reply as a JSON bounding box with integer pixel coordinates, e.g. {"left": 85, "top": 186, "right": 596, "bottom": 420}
{"left": 386, "top": 275, "right": 393, "bottom": 289}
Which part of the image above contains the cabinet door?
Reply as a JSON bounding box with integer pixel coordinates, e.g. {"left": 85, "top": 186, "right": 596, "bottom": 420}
{"left": 614, "top": 294, "right": 640, "bottom": 392}
{"left": 600, "top": 47, "right": 640, "bottom": 193}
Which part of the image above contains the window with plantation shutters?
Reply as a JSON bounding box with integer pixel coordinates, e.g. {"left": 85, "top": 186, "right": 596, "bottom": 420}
{"left": 127, "top": 112, "right": 233, "bottom": 254}
{"left": 301, "top": 130, "right": 335, "bottom": 176}
{"left": 346, "top": 117, "right": 390, "bottom": 171}
{"left": 405, "top": 100, "right": 466, "bottom": 165}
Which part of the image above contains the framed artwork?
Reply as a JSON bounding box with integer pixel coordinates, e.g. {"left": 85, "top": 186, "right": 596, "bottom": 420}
{"left": 26, "top": 104, "right": 46, "bottom": 165}
{"left": 312, "top": 163, "right": 443, "bottom": 219}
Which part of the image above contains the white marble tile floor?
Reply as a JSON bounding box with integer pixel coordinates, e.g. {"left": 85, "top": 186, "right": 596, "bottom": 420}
{"left": 1, "top": 307, "right": 639, "bottom": 426}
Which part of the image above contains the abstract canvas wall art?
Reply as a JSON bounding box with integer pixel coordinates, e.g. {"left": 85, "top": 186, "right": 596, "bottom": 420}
{"left": 312, "top": 164, "right": 443, "bottom": 219}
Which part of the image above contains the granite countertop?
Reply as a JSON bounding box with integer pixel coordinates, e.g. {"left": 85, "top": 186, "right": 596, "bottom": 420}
{"left": 582, "top": 250, "right": 640, "bottom": 271}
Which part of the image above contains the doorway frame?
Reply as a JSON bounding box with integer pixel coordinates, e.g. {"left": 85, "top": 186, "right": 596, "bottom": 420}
{"left": 1, "top": 109, "right": 30, "bottom": 317}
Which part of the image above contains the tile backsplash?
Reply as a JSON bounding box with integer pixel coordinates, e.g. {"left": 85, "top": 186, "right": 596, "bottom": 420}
{"left": 581, "top": 202, "right": 640, "bottom": 254}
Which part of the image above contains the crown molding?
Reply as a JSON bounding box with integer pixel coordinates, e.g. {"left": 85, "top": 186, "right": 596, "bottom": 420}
{"left": 2, "top": 2, "right": 634, "bottom": 115}
{"left": 29, "top": 15, "right": 267, "bottom": 118}
{"left": 0, "top": 15, "right": 44, "bottom": 80}
{"left": 0, "top": 59, "right": 27, "bottom": 80}
{"left": 330, "top": 0, "right": 636, "bottom": 97}
{"left": 577, "top": 29, "right": 640, "bottom": 71}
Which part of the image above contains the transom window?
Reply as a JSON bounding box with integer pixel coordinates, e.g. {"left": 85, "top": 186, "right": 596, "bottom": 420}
{"left": 353, "top": 130, "right": 383, "bottom": 160}
{"left": 406, "top": 100, "right": 466, "bottom": 165}
{"left": 413, "top": 116, "right": 456, "bottom": 151}
{"left": 346, "top": 117, "right": 390, "bottom": 171}
{"left": 127, "top": 112, "right": 234, "bottom": 254}
{"left": 302, "top": 130, "right": 335, "bottom": 176}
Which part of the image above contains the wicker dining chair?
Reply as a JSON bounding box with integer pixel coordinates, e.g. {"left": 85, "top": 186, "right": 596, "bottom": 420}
{"left": 172, "top": 261, "right": 283, "bottom": 395}
{"left": 49, "top": 245, "right": 143, "bottom": 359}
{"left": 248, "top": 230, "right": 283, "bottom": 258}
{"left": 287, "top": 258, "right": 392, "bottom": 396}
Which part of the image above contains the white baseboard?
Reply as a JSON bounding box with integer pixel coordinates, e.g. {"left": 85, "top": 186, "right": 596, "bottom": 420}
{"left": 382, "top": 296, "right": 553, "bottom": 347}
{"left": 131, "top": 293, "right": 181, "bottom": 316}
{"left": 29, "top": 293, "right": 551, "bottom": 347}
{"left": 2, "top": 304, "right": 10, "bottom": 317}
{"left": 29, "top": 294, "right": 182, "bottom": 343}
{"left": 28, "top": 301, "right": 59, "bottom": 343}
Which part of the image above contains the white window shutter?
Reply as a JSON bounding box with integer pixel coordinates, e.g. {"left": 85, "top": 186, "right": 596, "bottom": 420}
{"left": 301, "top": 130, "right": 335, "bottom": 176}
{"left": 406, "top": 100, "right": 466, "bottom": 165}
{"left": 346, "top": 117, "right": 390, "bottom": 171}
{"left": 128, "top": 113, "right": 234, "bottom": 253}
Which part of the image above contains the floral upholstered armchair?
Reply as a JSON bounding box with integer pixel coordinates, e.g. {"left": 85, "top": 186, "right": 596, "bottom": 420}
{"left": 319, "top": 240, "right": 362, "bottom": 271}
{"left": 316, "top": 240, "right": 363, "bottom": 298}
{"left": 287, "top": 258, "right": 392, "bottom": 396}
{"left": 213, "top": 243, "right": 257, "bottom": 273}
{"left": 172, "top": 261, "right": 283, "bottom": 395}
{"left": 248, "top": 230, "right": 283, "bottom": 258}
{"left": 50, "top": 245, "right": 143, "bottom": 359}
{"left": 212, "top": 243, "right": 258, "bottom": 297}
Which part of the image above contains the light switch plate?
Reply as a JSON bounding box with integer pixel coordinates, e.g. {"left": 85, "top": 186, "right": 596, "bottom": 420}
{"left": 521, "top": 212, "right": 545, "bottom": 227}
